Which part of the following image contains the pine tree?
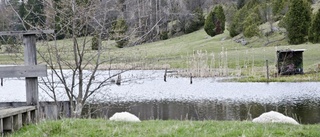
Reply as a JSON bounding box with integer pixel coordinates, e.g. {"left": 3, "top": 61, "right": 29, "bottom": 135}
{"left": 243, "top": 12, "right": 260, "bottom": 38}
{"left": 286, "top": 0, "right": 311, "bottom": 44}
{"left": 214, "top": 5, "right": 226, "bottom": 34}
{"left": 308, "top": 9, "right": 320, "bottom": 43}
{"left": 204, "top": 10, "right": 216, "bottom": 36}
{"left": 204, "top": 5, "right": 225, "bottom": 37}
{"left": 24, "top": 0, "right": 46, "bottom": 29}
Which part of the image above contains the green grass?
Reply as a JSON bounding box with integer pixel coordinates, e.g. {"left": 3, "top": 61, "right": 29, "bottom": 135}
{"left": 1, "top": 24, "right": 320, "bottom": 80}
{"left": 9, "top": 119, "right": 320, "bottom": 137}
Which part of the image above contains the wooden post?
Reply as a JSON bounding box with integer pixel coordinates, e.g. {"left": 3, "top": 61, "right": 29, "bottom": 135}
{"left": 23, "top": 34, "right": 39, "bottom": 121}
{"left": 266, "top": 60, "right": 269, "bottom": 81}
{"left": 164, "top": 68, "right": 167, "bottom": 82}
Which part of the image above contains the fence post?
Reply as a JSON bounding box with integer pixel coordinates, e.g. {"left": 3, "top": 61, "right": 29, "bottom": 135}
{"left": 23, "top": 34, "right": 39, "bottom": 122}
{"left": 266, "top": 60, "right": 269, "bottom": 82}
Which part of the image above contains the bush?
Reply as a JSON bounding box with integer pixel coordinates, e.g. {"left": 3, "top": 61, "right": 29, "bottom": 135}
{"left": 160, "top": 31, "right": 169, "bottom": 40}
{"left": 115, "top": 38, "right": 128, "bottom": 48}
{"left": 111, "top": 19, "right": 128, "bottom": 48}
{"left": 91, "top": 34, "right": 99, "bottom": 50}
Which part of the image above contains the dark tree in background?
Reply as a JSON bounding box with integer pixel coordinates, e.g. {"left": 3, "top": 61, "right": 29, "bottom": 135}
{"left": 285, "top": 0, "right": 311, "bottom": 45}
{"left": 237, "top": 0, "right": 246, "bottom": 9}
{"left": 204, "top": 5, "right": 225, "bottom": 37}
{"left": 204, "top": 10, "right": 216, "bottom": 36}
{"left": 24, "top": 0, "right": 46, "bottom": 29}
{"left": 308, "top": 8, "right": 320, "bottom": 43}
{"left": 214, "top": 5, "right": 226, "bottom": 34}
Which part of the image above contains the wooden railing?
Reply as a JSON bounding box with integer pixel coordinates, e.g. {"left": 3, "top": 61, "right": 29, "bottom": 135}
{"left": 0, "top": 106, "right": 36, "bottom": 136}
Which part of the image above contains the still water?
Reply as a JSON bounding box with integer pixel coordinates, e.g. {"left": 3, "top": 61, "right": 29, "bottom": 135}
{"left": 1, "top": 70, "right": 320, "bottom": 124}
{"left": 84, "top": 99, "right": 320, "bottom": 124}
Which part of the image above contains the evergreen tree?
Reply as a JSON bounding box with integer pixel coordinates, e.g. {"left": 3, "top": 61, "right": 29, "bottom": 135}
{"left": 285, "top": 0, "right": 311, "bottom": 44}
{"left": 228, "top": 7, "right": 247, "bottom": 37}
{"left": 111, "top": 19, "right": 128, "bottom": 48}
{"left": 243, "top": 11, "right": 260, "bottom": 38}
{"left": 214, "top": 5, "right": 226, "bottom": 33}
{"left": 308, "top": 9, "right": 320, "bottom": 43}
{"left": 204, "top": 5, "right": 225, "bottom": 37}
{"left": 24, "top": 0, "right": 46, "bottom": 29}
{"left": 204, "top": 10, "right": 216, "bottom": 36}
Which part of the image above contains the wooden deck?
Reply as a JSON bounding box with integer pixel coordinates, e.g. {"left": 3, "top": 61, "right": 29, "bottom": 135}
{"left": 0, "top": 106, "right": 36, "bottom": 136}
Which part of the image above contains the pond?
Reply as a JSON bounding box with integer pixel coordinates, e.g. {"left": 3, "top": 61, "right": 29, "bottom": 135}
{"left": 1, "top": 70, "right": 320, "bottom": 124}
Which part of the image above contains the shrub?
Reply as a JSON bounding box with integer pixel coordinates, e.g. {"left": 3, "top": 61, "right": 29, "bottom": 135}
{"left": 160, "top": 31, "right": 169, "bottom": 40}
{"left": 91, "top": 34, "right": 99, "bottom": 50}
{"left": 111, "top": 19, "right": 128, "bottom": 48}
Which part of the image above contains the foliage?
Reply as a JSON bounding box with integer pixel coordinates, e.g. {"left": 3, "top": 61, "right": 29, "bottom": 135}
{"left": 243, "top": 8, "right": 261, "bottom": 37}
{"left": 91, "top": 34, "right": 100, "bottom": 50}
{"left": 228, "top": 6, "right": 249, "bottom": 37}
{"left": 24, "top": 0, "right": 46, "bottom": 29}
{"left": 53, "top": 0, "right": 67, "bottom": 40}
{"left": 160, "top": 31, "right": 169, "bottom": 40}
{"left": 214, "top": 5, "right": 226, "bottom": 33}
{"left": 11, "top": 119, "right": 320, "bottom": 137}
{"left": 308, "top": 9, "right": 320, "bottom": 43}
{"left": 272, "top": 0, "right": 289, "bottom": 21}
{"left": 285, "top": 0, "right": 312, "bottom": 44}
{"left": 237, "top": 0, "right": 246, "bottom": 9}
{"left": 184, "top": 7, "right": 205, "bottom": 34}
{"left": 111, "top": 19, "right": 128, "bottom": 48}
{"left": 204, "top": 10, "right": 216, "bottom": 36}
{"left": 204, "top": 5, "right": 225, "bottom": 37}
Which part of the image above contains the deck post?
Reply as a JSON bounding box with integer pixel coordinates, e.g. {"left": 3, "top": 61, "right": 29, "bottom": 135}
{"left": 13, "top": 114, "right": 22, "bottom": 131}
{"left": 23, "top": 34, "right": 39, "bottom": 122}
{"left": 0, "top": 118, "right": 3, "bottom": 135}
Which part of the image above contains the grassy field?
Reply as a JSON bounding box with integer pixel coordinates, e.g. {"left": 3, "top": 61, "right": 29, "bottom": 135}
{"left": 9, "top": 119, "right": 320, "bottom": 137}
{"left": 1, "top": 25, "right": 320, "bottom": 80}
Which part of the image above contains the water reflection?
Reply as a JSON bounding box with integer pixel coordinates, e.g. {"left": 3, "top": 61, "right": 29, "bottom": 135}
{"left": 83, "top": 99, "right": 320, "bottom": 124}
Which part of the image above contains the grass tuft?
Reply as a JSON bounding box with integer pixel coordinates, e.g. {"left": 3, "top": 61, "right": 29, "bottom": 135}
{"left": 8, "top": 119, "right": 320, "bottom": 137}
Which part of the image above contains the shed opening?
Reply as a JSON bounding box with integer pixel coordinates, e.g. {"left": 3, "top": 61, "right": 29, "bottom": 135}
{"left": 277, "top": 49, "right": 305, "bottom": 75}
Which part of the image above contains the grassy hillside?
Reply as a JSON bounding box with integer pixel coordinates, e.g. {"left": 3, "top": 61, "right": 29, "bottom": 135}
{"left": 1, "top": 24, "right": 320, "bottom": 81}
{"left": 9, "top": 119, "right": 320, "bottom": 137}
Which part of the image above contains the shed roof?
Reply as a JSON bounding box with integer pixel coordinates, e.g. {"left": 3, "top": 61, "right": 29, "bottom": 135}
{"left": 277, "top": 49, "right": 306, "bottom": 53}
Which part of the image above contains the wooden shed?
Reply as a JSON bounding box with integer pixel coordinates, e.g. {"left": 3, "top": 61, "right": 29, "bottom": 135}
{"left": 277, "top": 49, "right": 305, "bottom": 75}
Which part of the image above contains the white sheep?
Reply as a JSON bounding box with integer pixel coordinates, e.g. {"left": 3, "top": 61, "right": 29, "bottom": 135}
{"left": 109, "top": 112, "right": 141, "bottom": 122}
{"left": 252, "top": 111, "right": 299, "bottom": 125}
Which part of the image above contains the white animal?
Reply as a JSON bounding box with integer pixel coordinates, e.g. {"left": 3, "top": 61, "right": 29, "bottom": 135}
{"left": 252, "top": 111, "right": 299, "bottom": 125}
{"left": 109, "top": 112, "right": 141, "bottom": 122}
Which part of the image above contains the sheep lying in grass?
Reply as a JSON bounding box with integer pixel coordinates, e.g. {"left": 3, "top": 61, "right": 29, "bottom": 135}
{"left": 109, "top": 112, "right": 141, "bottom": 122}
{"left": 252, "top": 111, "right": 299, "bottom": 125}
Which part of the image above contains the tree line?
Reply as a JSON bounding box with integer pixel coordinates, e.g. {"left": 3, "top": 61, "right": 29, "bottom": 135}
{"left": 228, "top": 0, "right": 320, "bottom": 44}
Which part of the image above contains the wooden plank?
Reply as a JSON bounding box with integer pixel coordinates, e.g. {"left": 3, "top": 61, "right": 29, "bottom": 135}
{"left": 22, "top": 111, "right": 30, "bottom": 125}
{"left": 0, "top": 118, "right": 3, "bottom": 134}
{"left": 0, "top": 30, "right": 54, "bottom": 36}
{"left": 2, "top": 116, "right": 12, "bottom": 131}
{"left": 0, "top": 65, "right": 47, "bottom": 78}
{"left": 0, "top": 106, "right": 36, "bottom": 119}
{"left": 23, "top": 34, "right": 39, "bottom": 113}
{"left": 13, "top": 114, "right": 22, "bottom": 131}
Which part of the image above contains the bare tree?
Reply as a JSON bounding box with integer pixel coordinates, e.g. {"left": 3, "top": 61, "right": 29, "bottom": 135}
{"left": 36, "top": 0, "right": 135, "bottom": 117}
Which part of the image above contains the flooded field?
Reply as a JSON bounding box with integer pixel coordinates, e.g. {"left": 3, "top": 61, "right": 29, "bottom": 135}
{"left": 1, "top": 70, "right": 320, "bottom": 124}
